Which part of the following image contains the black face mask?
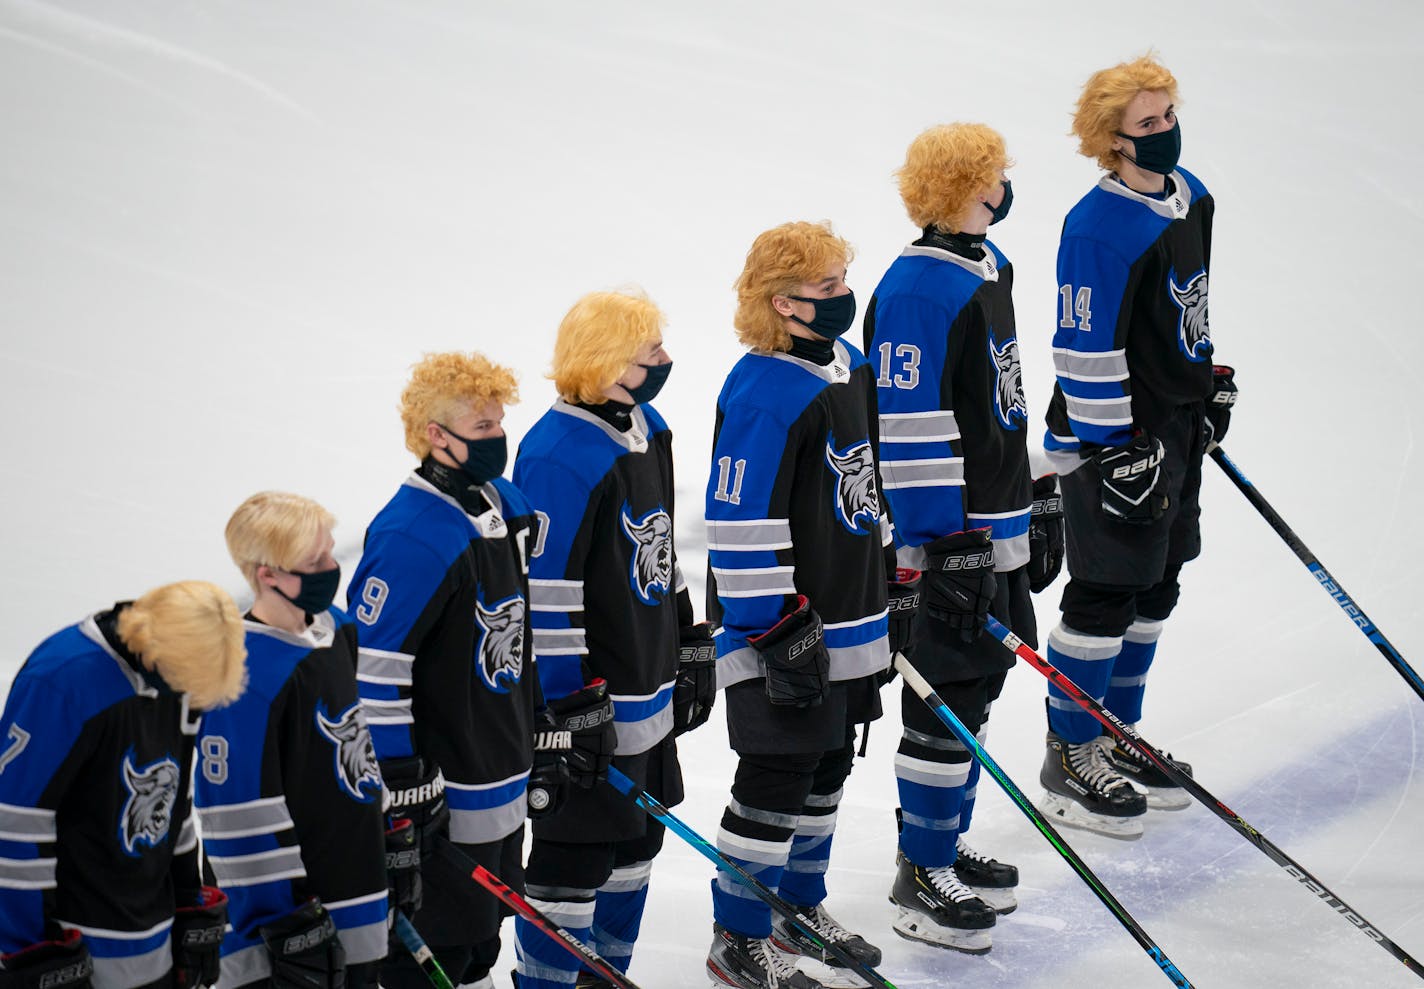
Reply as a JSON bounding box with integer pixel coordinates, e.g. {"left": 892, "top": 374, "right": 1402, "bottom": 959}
{"left": 788, "top": 290, "right": 857, "bottom": 339}
{"left": 626, "top": 361, "right": 672, "bottom": 404}
{"left": 1116, "top": 120, "right": 1181, "bottom": 175}
{"left": 440, "top": 426, "right": 507, "bottom": 485}
{"left": 986, "top": 180, "right": 1013, "bottom": 225}
{"left": 275, "top": 565, "right": 340, "bottom": 615}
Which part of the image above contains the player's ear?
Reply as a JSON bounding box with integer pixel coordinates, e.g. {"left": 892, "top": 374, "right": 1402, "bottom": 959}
{"left": 426, "top": 421, "right": 447, "bottom": 450}
{"left": 771, "top": 295, "right": 794, "bottom": 317}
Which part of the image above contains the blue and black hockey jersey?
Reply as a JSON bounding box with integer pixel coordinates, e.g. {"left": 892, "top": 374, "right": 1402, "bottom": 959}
{"left": 349, "top": 470, "right": 540, "bottom": 846}
{"left": 705, "top": 339, "right": 892, "bottom": 688}
{"left": 0, "top": 609, "right": 201, "bottom": 989}
{"left": 865, "top": 237, "right": 1032, "bottom": 571}
{"left": 193, "top": 609, "right": 388, "bottom": 986}
{"left": 513, "top": 401, "right": 687, "bottom": 757}
{"left": 1044, "top": 168, "right": 1215, "bottom": 462}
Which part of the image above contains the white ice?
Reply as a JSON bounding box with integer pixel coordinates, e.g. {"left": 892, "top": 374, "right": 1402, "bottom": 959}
{"left": 2, "top": 2, "right": 1421, "bottom": 986}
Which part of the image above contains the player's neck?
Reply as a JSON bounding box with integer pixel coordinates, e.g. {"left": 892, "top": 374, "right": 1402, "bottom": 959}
{"left": 250, "top": 590, "right": 309, "bottom": 634}
{"left": 1114, "top": 158, "right": 1167, "bottom": 195}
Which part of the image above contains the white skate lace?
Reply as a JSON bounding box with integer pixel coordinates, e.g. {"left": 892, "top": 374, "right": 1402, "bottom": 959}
{"left": 752, "top": 936, "right": 805, "bottom": 982}
{"left": 1068, "top": 736, "right": 1134, "bottom": 793}
{"left": 805, "top": 905, "right": 852, "bottom": 944}
{"left": 955, "top": 839, "right": 997, "bottom": 867}
{"left": 925, "top": 864, "right": 981, "bottom": 904}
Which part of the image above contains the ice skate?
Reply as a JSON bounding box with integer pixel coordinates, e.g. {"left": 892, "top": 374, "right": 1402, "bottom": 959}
{"left": 952, "top": 837, "right": 1018, "bottom": 914}
{"left": 707, "top": 923, "right": 828, "bottom": 988}
{"left": 1038, "top": 731, "right": 1147, "bottom": 839}
{"left": 888, "top": 851, "right": 995, "bottom": 954}
{"left": 1108, "top": 732, "right": 1194, "bottom": 811}
{"left": 770, "top": 904, "right": 878, "bottom": 987}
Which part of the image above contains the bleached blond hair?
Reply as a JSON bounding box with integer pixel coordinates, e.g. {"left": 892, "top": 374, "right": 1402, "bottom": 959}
{"left": 400, "top": 352, "right": 519, "bottom": 459}
{"left": 225, "top": 491, "right": 336, "bottom": 593}
{"left": 551, "top": 289, "right": 666, "bottom": 405}
{"left": 1073, "top": 53, "right": 1180, "bottom": 171}
{"left": 117, "top": 580, "right": 247, "bottom": 709}
{"left": 897, "top": 123, "right": 1013, "bottom": 233}
{"left": 733, "top": 221, "right": 853, "bottom": 353}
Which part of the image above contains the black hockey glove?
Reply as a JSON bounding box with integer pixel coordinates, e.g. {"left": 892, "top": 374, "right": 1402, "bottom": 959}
{"left": 527, "top": 710, "right": 572, "bottom": 818}
{"left": 171, "top": 886, "right": 227, "bottom": 989}
{"left": 1204, "top": 364, "right": 1237, "bottom": 448}
{"left": 381, "top": 757, "right": 449, "bottom": 855}
{"left": 1027, "top": 474, "right": 1065, "bottom": 593}
{"left": 1094, "top": 433, "right": 1169, "bottom": 525}
{"left": 923, "top": 529, "right": 996, "bottom": 642}
{"left": 0, "top": 930, "right": 93, "bottom": 989}
{"left": 259, "top": 900, "right": 345, "bottom": 989}
{"left": 886, "top": 568, "right": 922, "bottom": 659}
{"left": 545, "top": 679, "right": 617, "bottom": 787}
{"left": 750, "top": 596, "right": 830, "bottom": 709}
{"left": 383, "top": 817, "right": 422, "bottom": 919}
{"left": 673, "top": 622, "right": 717, "bottom": 735}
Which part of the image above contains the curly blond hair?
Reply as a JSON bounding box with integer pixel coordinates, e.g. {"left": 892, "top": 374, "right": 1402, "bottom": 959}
{"left": 733, "top": 221, "right": 853, "bottom": 353}
{"left": 400, "top": 352, "right": 519, "bottom": 459}
{"left": 225, "top": 491, "right": 336, "bottom": 593}
{"left": 897, "top": 123, "right": 1012, "bottom": 233}
{"left": 117, "top": 581, "right": 247, "bottom": 709}
{"left": 551, "top": 289, "right": 666, "bottom": 404}
{"left": 1073, "top": 54, "right": 1180, "bottom": 171}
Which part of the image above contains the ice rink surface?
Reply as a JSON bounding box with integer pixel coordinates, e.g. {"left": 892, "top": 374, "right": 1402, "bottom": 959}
{"left": 2, "top": 1, "right": 1422, "bottom": 985}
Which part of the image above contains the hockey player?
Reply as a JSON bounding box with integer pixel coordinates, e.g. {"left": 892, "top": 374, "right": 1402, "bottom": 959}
{"left": 512, "top": 289, "right": 711, "bottom": 989}
{"left": 865, "top": 123, "right": 1060, "bottom": 953}
{"left": 194, "top": 492, "right": 391, "bottom": 989}
{"left": 705, "top": 221, "right": 892, "bottom": 989}
{"left": 348, "top": 353, "right": 550, "bottom": 989}
{"left": 1039, "top": 54, "right": 1237, "bottom": 837}
{"left": 0, "top": 581, "right": 246, "bottom": 989}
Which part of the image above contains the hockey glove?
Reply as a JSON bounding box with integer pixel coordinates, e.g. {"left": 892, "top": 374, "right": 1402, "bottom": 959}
{"left": 545, "top": 679, "right": 617, "bottom": 787}
{"left": 1027, "top": 474, "right": 1065, "bottom": 593}
{"left": 527, "top": 710, "right": 572, "bottom": 818}
{"left": 750, "top": 596, "right": 830, "bottom": 709}
{"left": 923, "top": 530, "right": 996, "bottom": 642}
{"left": 1204, "top": 364, "right": 1237, "bottom": 448}
{"left": 383, "top": 817, "right": 422, "bottom": 919}
{"left": 673, "top": 622, "right": 717, "bottom": 735}
{"left": 0, "top": 931, "right": 93, "bottom": 989}
{"left": 380, "top": 757, "right": 449, "bottom": 855}
{"left": 171, "top": 886, "right": 227, "bottom": 989}
{"left": 259, "top": 900, "right": 345, "bottom": 989}
{"left": 1094, "top": 433, "right": 1170, "bottom": 524}
{"left": 886, "top": 568, "right": 922, "bottom": 659}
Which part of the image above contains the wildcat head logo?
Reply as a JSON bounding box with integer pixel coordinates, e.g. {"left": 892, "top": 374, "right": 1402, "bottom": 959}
{"left": 825, "top": 436, "right": 880, "bottom": 535}
{"left": 119, "top": 751, "right": 179, "bottom": 856}
{"left": 620, "top": 505, "right": 673, "bottom": 606}
{"left": 315, "top": 702, "right": 381, "bottom": 803}
{"left": 475, "top": 594, "right": 526, "bottom": 693}
{"left": 988, "top": 331, "right": 1027, "bottom": 430}
{"left": 1168, "top": 267, "right": 1212, "bottom": 362}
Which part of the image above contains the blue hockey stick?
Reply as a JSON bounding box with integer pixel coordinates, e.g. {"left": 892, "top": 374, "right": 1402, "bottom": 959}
{"left": 893, "top": 653, "right": 1193, "bottom": 989}
{"left": 392, "top": 913, "right": 455, "bottom": 989}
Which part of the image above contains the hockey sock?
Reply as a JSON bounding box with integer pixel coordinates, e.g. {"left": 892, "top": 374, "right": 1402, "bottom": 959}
{"left": 777, "top": 788, "right": 841, "bottom": 907}
{"left": 1045, "top": 623, "right": 1122, "bottom": 743}
{"left": 711, "top": 799, "right": 796, "bottom": 938}
{"left": 894, "top": 729, "right": 970, "bottom": 869}
{"left": 589, "top": 859, "right": 653, "bottom": 974}
{"left": 958, "top": 729, "right": 985, "bottom": 836}
{"left": 1103, "top": 618, "right": 1163, "bottom": 725}
{"left": 513, "top": 889, "right": 595, "bottom": 988}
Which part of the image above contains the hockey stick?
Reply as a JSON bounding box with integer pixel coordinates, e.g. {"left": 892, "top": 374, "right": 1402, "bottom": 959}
{"left": 432, "top": 840, "right": 642, "bottom": 989}
{"left": 604, "top": 766, "right": 898, "bottom": 989}
{"left": 392, "top": 913, "right": 455, "bottom": 989}
{"left": 893, "top": 654, "right": 1193, "bottom": 988}
{"left": 1210, "top": 445, "right": 1424, "bottom": 703}
{"left": 985, "top": 614, "right": 1424, "bottom": 981}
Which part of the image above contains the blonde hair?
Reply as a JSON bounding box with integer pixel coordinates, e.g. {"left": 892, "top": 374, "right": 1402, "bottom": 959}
{"left": 117, "top": 581, "right": 247, "bottom": 709}
{"left": 551, "top": 289, "right": 666, "bottom": 404}
{"left": 400, "top": 352, "right": 519, "bottom": 459}
{"left": 1073, "top": 53, "right": 1180, "bottom": 170}
{"left": 897, "top": 123, "right": 1012, "bottom": 233}
{"left": 733, "top": 221, "right": 853, "bottom": 353}
{"left": 225, "top": 491, "right": 336, "bottom": 593}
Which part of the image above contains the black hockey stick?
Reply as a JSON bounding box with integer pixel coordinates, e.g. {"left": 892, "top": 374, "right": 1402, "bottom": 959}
{"left": 893, "top": 654, "right": 1193, "bottom": 987}
{"left": 1211, "top": 445, "right": 1424, "bottom": 703}
{"left": 392, "top": 913, "right": 455, "bottom": 989}
{"left": 985, "top": 614, "right": 1424, "bottom": 981}
{"left": 604, "top": 766, "right": 898, "bottom": 989}
{"left": 432, "top": 840, "right": 642, "bottom": 989}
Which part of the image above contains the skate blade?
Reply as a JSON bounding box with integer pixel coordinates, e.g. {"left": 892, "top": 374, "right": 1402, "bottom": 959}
{"left": 794, "top": 957, "right": 870, "bottom": 988}
{"left": 1037, "top": 790, "right": 1144, "bottom": 840}
{"left": 1142, "top": 785, "right": 1192, "bottom": 811}
{"left": 891, "top": 908, "right": 993, "bottom": 954}
{"left": 963, "top": 884, "right": 1018, "bottom": 914}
